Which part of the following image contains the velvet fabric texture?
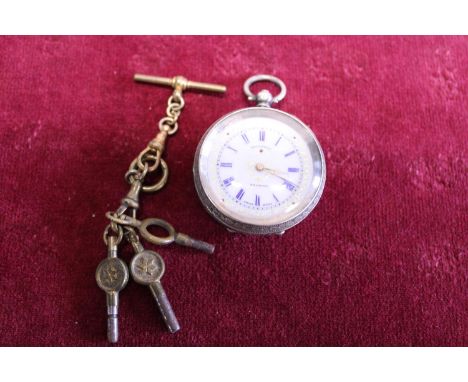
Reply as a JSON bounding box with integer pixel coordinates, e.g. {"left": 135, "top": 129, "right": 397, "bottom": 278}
{"left": 0, "top": 36, "right": 466, "bottom": 346}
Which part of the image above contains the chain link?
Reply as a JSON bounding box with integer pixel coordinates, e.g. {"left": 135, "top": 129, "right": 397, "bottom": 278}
{"left": 125, "top": 159, "right": 149, "bottom": 185}
{"left": 137, "top": 147, "right": 161, "bottom": 172}
{"left": 159, "top": 92, "right": 185, "bottom": 135}
{"left": 97, "top": 75, "right": 224, "bottom": 342}
{"left": 102, "top": 89, "right": 184, "bottom": 253}
{"left": 103, "top": 223, "right": 123, "bottom": 246}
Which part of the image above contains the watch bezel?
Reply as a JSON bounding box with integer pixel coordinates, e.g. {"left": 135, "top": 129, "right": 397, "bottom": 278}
{"left": 193, "top": 107, "right": 326, "bottom": 235}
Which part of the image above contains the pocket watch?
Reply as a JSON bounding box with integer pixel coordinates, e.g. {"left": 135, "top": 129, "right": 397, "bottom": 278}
{"left": 193, "top": 74, "right": 326, "bottom": 235}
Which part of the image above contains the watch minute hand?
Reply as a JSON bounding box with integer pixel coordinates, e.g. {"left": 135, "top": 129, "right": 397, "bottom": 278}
{"left": 262, "top": 167, "right": 298, "bottom": 189}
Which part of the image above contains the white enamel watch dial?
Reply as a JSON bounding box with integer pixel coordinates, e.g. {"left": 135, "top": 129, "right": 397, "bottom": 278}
{"left": 193, "top": 75, "right": 325, "bottom": 234}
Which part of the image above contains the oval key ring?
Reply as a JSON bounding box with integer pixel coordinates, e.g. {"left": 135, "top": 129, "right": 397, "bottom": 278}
{"left": 138, "top": 218, "right": 176, "bottom": 246}
{"left": 106, "top": 213, "right": 176, "bottom": 245}
{"left": 243, "top": 74, "right": 287, "bottom": 104}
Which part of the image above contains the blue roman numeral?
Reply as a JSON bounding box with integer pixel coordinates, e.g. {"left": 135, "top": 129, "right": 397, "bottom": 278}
{"left": 220, "top": 162, "right": 232, "bottom": 167}
{"left": 236, "top": 188, "right": 245, "bottom": 200}
{"left": 283, "top": 180, "right": 296, "bottom": 191}
{"left": 241, "top": 133, "right": 249, "bottom": 144}
{"left": 255, "top": 195, "right": 260, "bottom": 206}
{"left": 284, "top": 150, "right": 296, "bottom": 157}
{"left": 223, "top": 177, "right": 234, "bottom": 187}
{"left": 259, "top": 130, "right": 265, "bottom": 142}
{"left": 288, "top": 167, "right": 300, "bottom": 172}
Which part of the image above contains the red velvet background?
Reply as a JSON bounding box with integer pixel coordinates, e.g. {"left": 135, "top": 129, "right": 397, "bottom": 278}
{"left": 0, "top": 36, "right": 466, "bottom": 346}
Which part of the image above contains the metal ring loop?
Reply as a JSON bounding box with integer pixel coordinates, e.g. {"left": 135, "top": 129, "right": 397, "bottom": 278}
{"left": 158, "top": 116, "right": 176, "bottom": 127}
{"left": 158, "top": 117, "right": 178, "bottom": 135}
{"left": 142, "top": 158, "right": 169, "bottom": 193}
{"left": 125, "top": 159, "right": 149, "bottom": 184}
{"left": 243, "top": 74, "right": 287, "bottom": 104}
{"left": 165, "top": 124, "right": 178, "bottom": 135}
{"left": 166, "top": 105, "right": 181, "bottom": 118}
{"left": 103, "top": 223, "right": 124, "bottom": 246}
{"left": 168, "top": 95, "right": 185, "bottom": 110}
{"left": 137, "top": 147, "right": 161, "bottom": 172}
{"left": 138, "top": 218, "right": 175, "bottom": 246}
{"left": 125, "top": 167, "right": 140, "bottom": 184}
{"left": 128, "top": 159, "right": 149, "bottom": 180}
{"left": 105, "top": 211, "right": 134, "bottom": 227}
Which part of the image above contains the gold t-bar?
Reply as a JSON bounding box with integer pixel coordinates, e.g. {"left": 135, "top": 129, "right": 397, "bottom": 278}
{"left": 134, "top": 74, "right": 227, "bottom": 94}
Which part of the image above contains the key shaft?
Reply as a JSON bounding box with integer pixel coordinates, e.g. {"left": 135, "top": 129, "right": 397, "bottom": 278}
{"left": 129, "top": 249, "right": 180, "bottom": 334}
{"left": 106, "top": 291, "right": 119, "bottom": 343}
{"left": 175, "top": 232, "right": 215, "bottom": 254}
{"left": 149, "top": 282, "right": 180, "bottom": 333}
{"left": 106, "top": 237, "right": 119, "bottom": 343}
